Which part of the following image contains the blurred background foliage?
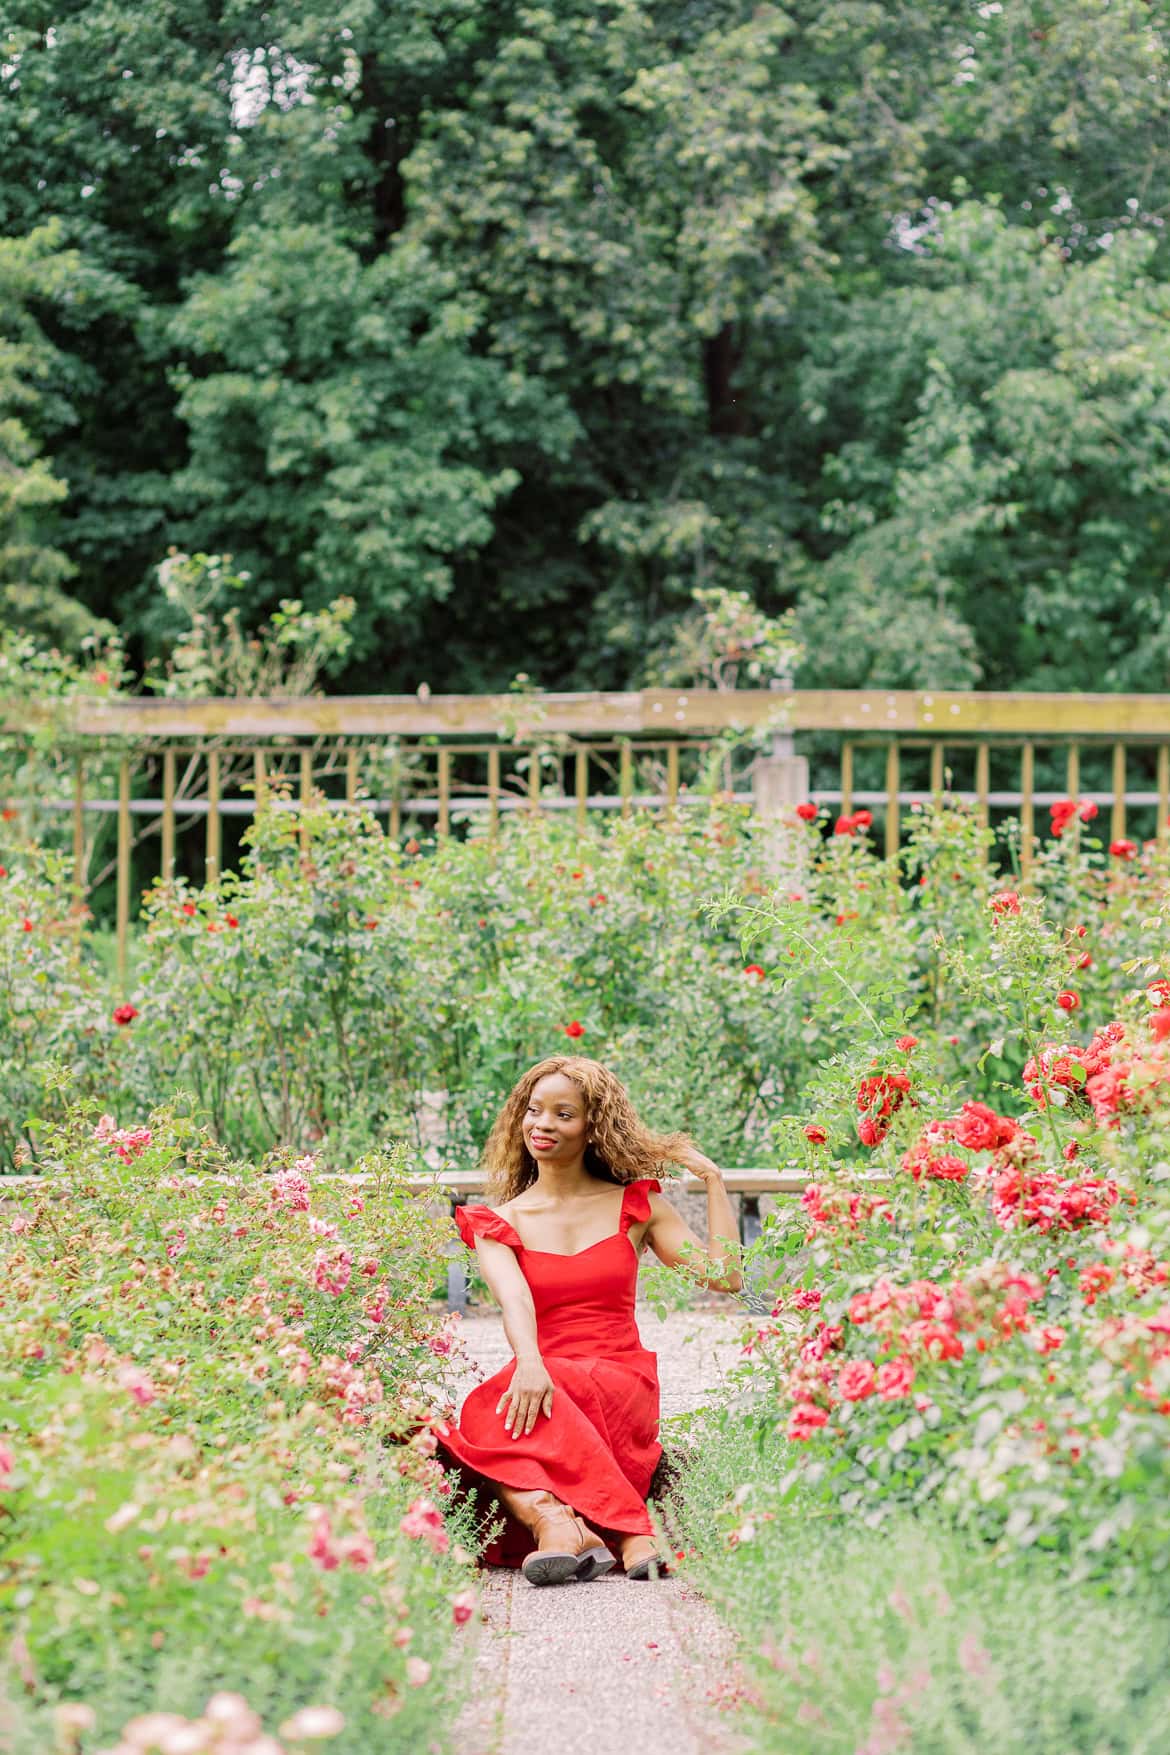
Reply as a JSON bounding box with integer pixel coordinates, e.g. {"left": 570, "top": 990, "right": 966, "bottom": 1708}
{"left": 2, "top": 1, "right": 1169, "bottom": 693}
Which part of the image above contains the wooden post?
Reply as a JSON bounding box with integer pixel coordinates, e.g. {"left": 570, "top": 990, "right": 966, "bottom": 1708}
{"left": 345, "top": 747, "right": 358, "bottom": 806}
{"left": 1020, "top": 743, "right": 1035, "bottom": 879}
{"left": 298, "top": 748, "right": 312, "bottom": 850}
{"left": 1066, "top": 744, "right": 1079, "bottom": 802}
{"left": 975, "top": 743, "right": 990, "bottom": 833}
{"left": 884, "top": 742, "right": 900, "bottom": 859}
{"left": 575, "top": 746, "right": 588, "bottom": 835}
{"left": 619, "top": 742, "right": 633, "bottom": 820}
{"left": 205, "top": 751, "right": 221, "bottom": 883}
{"left": 528, "top": 748, "right": 541, "bottom": 815}
{"left": 161, "top": 749, "right": 176, "bottom": 884}
{"left": 840, "top": 742, "right": 853, "bottom": 817}
{"left": 437, "top": 748, "right": 451, "bottom": 840}
{"left": 665, "top": 743, "right": 680, "bottom": 818}
{"left": 487, "top": 747, "right": 500, "bottom": 839}
{"left": 71, "top": 758, "right": 85, "bottom": 917}
{"left": 929, "top": 743, "right": 944, "bottom": 797}
{"left": 116, "top": 756, "right": 131, "bottom": 991}
{"left": 1111, "top": 742, "right": 1126, "bottom": 846}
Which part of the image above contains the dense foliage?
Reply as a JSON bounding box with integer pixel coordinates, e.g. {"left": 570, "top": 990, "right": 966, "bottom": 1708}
{"left": 0, "top": 1102, "right": 479, "bottom": 1752}
{"left": 3, "top": 3, "right": 1170, "bottom": 691}
{"left": 663, "top": 826, "right": 1170, "bottom": 1751}
{"left": 4, "top": 792, "right": 1169, "bottom": 1170}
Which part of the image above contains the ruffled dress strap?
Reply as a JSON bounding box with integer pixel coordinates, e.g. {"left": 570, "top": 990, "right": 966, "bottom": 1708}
{"left": 454, "top": 1204, "right": 525, "bottom": 1254}
{"left": 619, "top": 1178, "right": 662, "bottom": 1233}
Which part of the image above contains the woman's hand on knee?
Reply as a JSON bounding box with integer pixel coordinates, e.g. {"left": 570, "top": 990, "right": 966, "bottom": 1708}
{"left": 497, "top": 1357, "right": 555, "bottom": 1438}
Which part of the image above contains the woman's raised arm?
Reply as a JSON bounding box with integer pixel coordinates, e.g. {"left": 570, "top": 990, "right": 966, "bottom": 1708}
{"left": 644, "top": 1149, "right": 744, "bottom": 1293}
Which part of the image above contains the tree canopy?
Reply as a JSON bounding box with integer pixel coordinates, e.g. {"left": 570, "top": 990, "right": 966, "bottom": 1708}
{"left": 3, "top": 1, "right": 1169, "bottom": 691}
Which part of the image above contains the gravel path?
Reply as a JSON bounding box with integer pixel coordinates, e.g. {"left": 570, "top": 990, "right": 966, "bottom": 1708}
{"left": 448, "top": 1305, "right": 749, "bottom": 1755}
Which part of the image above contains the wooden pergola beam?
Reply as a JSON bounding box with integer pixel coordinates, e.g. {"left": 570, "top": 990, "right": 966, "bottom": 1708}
{"left": 7, "top": 689, "right": 1170, "bottom": 741}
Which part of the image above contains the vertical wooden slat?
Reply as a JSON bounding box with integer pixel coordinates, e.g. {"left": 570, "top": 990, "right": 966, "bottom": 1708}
{"left": 528, "top": 747, "right": 541, "bottom": 814}
{"left": 161, "top": 750, "right": 176, "bottom": 884}
{"left": 1019, "top": 743, "right": 1035, "bottom": 879}
{"left": 253, "top": 749, "right": 267, "bottom": 811}
{"left": 1111, "top": 742, "right": 1126, "bottom": 846}
{"left": 298, "top": 748, "right": 312, "bottom": 850}
{"left": 71, "top": 758, "right": 85, "bottom": 915}
{"left": 840, "top": 742, "right": 853, "bottom": 817}
{"left": 929, "top": 743, "right": 944, "bottom": 797}
{"left": 665, "top": 743, "right": 680, "bottom": 817}
{"left": 1158, "top": 746, "right": 1169, "bottom": 847}
{"left": 206, "top": 750, "right": 221, "bottom": 883}
{"left": 116, "top": 756, "right": 131, "bottom": 992}
{"left": 975, "top": 743, "right": 990, "bottom": 831}
{"left": 619, "top": 742, "right": 633, "bottom": 819}
{"left": 1065, "top": 744, "right": 1079, "bottom": 802}
{"left": 487, "top": 747, "right": 500, "bottom": 839}
{"left": 575, "top": 746, "right": 588, "bottom": 835}
{"left": 345, "top": 747, "right": 358, "bottom": 806}
{"left": 437, "top": 748, "right": 451, "bottom": 840}
{"left": 884, "top": 742, "right": 900, "bottom": 859}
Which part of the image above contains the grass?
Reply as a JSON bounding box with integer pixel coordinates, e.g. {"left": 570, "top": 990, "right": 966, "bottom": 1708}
{"left": 668, "top": 1407, "right": 1170, "bottom": 1755}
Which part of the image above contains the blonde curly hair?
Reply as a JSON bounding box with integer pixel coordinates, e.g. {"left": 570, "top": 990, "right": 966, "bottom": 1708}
{"left": 483, "top": 1056, "right": 696, "bottom": 1202}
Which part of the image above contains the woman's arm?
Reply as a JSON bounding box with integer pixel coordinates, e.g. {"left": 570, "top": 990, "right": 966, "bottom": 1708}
{"left": 644, "top": 1149, "right": 744, "bottom": 1293}
{"left": 472, "top": 1235, "right": 557, "bottom": 1437}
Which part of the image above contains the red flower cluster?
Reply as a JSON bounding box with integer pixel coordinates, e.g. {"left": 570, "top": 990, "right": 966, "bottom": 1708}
{"left": 783, "top": 1265, "right": 1049, "bottom": 1442}
{"left": 1110, "top": 839, "right": 1137, "bottom": 861}
{"left": 856, "top": 1070, "right": 913, "bottom": 1146}
{"left": 990, "top": 1166, "right": 1120, "bottom": 1233}
{"left": 800, "top": 1183, "right": 892, "bottom": 1237}
{"left": 1049, "top": 798, "right": 1097, "bottom": 837}
{"left": 795, "top": 802, "right": 819, "bottom": 822}
{"left": 989, "top": 889, "right": 1020, "bottom": 915}
{"left": 1023, "top": 1021, "right": 1125, "bottom": 1109}
{"left": 834, "top": 809, "right": 873, "bottom": 838}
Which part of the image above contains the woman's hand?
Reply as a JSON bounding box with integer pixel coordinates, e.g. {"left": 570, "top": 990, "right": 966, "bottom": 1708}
{"left": 673, "top": 1143, "right": 723, "bottom": 1184}
{"left": 497, "top": 1356, "right": 555, "bottom": 1439}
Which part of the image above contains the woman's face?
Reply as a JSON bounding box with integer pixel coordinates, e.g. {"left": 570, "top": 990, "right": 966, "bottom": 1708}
{"left": 522, "top": 1072, "right": 588, "bottom": 1166}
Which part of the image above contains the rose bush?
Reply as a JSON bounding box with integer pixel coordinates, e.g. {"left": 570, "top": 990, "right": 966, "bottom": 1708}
{"left": 8, "top": 789, "right": 1170, "bottom": 1171}
{"left": 0, "top": 1099, "right": 481, "bottom": 1751}
{"left": 662, "top": 845, "right": 1170, "bottom": 1751}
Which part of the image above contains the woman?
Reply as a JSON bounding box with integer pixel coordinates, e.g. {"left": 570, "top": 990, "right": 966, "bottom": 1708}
{"left": 435, "top": 1055, "right": 743, "bottom": 1587}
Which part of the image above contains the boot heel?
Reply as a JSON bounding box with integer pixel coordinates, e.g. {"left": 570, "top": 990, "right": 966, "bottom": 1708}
{"left": 575, "top": 1545, "right": 616, "bottom": 1582}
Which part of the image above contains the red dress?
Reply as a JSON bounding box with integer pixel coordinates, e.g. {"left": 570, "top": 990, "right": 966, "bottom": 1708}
{"left": 435, "top": 1179, "right": 662, "bottom": 1566}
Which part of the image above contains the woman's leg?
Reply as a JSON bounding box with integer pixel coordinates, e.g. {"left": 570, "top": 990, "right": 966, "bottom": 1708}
{"left": 494, "top": 1483, "right": 616, "bottom": 1587}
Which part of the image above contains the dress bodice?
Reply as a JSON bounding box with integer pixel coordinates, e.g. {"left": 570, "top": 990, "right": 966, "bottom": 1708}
{"left": 454, "top": 1178, "right": 659, "bottom": 1361}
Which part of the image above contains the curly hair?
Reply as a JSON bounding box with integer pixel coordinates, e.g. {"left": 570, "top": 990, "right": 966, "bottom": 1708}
{"left": 483, "top": 1056, "right": 697, "bottom": 1202}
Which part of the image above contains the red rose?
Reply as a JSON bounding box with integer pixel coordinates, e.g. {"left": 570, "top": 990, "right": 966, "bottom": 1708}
{"left": 405, "top": 838, "right": 420, "bottom": 855}
{"left": 803, "top": 1123, "right": 827, "bottom": 1145}
{"left": 1152, "top": 1008, "right": 1170, "bottom": 1042}
{"left": 857, "top": 1117, "right": 887, "bottom": 1148}
{"left": 852, "top": 809, "right": 873, "bottom": 830}
{"left": 1110, "top": 839, "right": 1137, "bottom": 860}
{"left": 181, "top": 903, "right": 197, "bottom": 917}
{"left": 989, "top": 890, "right": 1020, "bottom": 915}
{"left": 0, "top": 866, "right": 7, "bottom": 879}
{"left": 876, "top": 1357, "right": 915, "bottom": 1399}
{"left": 838, "top": 1359, "right": 877, "bottom": 1401}
{"left": 20, "top": 918, "right": 32, "bottom": 933}
{"left": 1056, "top": 991, "right": 1080, "bottom": 1012}
{"left": 743, "top": 964, "right": 766, "bottom": 982}
{"left": 113, "top": 1003, "right": 139, "bottom": 1026}
{"left": 225, "top": 914, "right": 240, "bottom": 929}
{"left": 834, "top": 815, "right": 857, "bottom": 837}
{"left": 786, "top": 1402, "right": 829, "bottom": 1442}
{"left": 1079, "top": 801, "right": 1098, "bottom": 822}
{"left": 795, "top": 802, "right": 818, "bottom": 822}
{"left": 564, "top": 1021, "right": 585, "bottom": 1040}
{"left": 895, "top": 1035, "right": 918, "bottom": 1053}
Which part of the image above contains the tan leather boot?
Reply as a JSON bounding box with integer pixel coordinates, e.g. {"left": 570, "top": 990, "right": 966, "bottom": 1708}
{"left": 496, "top": 1485, "right": 615, "bottom": 1586}
{"left": 619, "top": 1532, "right": 669, "bottom": 1580}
